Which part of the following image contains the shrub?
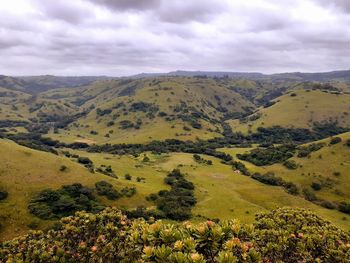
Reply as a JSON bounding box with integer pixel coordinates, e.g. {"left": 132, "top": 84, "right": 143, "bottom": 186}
{"left": 77, "top": 157, "right": 92, "bottom": 165}
{"left": 28, "top": 184, "right": 104, "bottom": 219}
{"left": 142, "top": 156, "right": 150, "bottom": 162}
{"left": 251, "top": 172, "right": 282, "bottom": 186}
{"left": 148, "top": 169, "right": 196, "bottom": 220}
{"left": 347, "top": 139, "right": 350, "bottom": 147}
{"left": 297, "top": 143, "right": 324, "bottom": 158}
{"left": 303, "top": 188, "right": 317, "bottom": 202}
{"left": 119, "top": 120, "right": 134, "bottom": 129}
{"left": 120, "top": 187, "right": 136, "bottom": 197}
{"left": 0, "top": 191, "right": 8, "bottom": 201}
{"left": 283, "top": 160, "right": 298, "bottom": 169}
{"left": 320, "top": 200, "right": 336, "bottom": 210}
{"left": 338, "top": 202, "right": 350, "bottom": 214}
{"left": 124, "top": 174, "right": 132, "bottom": 180}
{"left": 311, "top": 182, "right": 322, "bottom": 191}
{"left": 237, "top": 144, "right": 296, "bottom": 166}
{"left": 329, "top": 137, "right": 342, "bottom": 145}
{"left": 193, "top": 154, "right": 212, "bottom": 165}
{"left": 95, "top": 181, "right": 121, "bottom": 200}
{"left": 59, "top": 165, "right": 67, "bottom": 172}
{"left": 1, "top": 208, "right": 349, "bottom": 262}
{"left": 106, "top": 121, "right": 115, "bottom": 127}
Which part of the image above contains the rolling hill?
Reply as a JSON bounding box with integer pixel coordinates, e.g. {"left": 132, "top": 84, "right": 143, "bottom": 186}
{"left": 228, "top": 88, "right": 350, "bottom": 134}
{"left": 1, "top": 137, "right": 349, "bottom": 241}
{"left": 1, "top": 73, "right": 350, "bottom": 243}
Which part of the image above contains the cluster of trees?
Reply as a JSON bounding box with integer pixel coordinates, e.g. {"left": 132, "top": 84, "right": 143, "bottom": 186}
{"left": 237, "top": 144, "right": 296, "bottom": 166}
{"left": 96, "top": 165, "right": 116, "bottom": 178}
{"left": 283, "top": 160, "right": 298, "bottom": 169}
{"left": 95, "top": 181, "right": 136, "bottom": 200}
{"left": 302, "top": 187, "right": 350, "bottom": 215}
{"left": 297, "top": 143, "right": 324, "bottom": 158}
{"left": 28, "top": 183, "right": 104, "bottom": 219}
{"left": 193, "top": 154, "right": 213, "bottom": 165}
{"left": 251, "top": 172, "right": 299, "bottom": 195}
{"left": 249, "top": 123, "right": 349, "bottom": 144}
{"left": 86, "top": 139, "right": 233, "bottom": 163}
{"left": 1, "top": 207, "right": 349, "bottom": 262}
{"left": 95, "top": 181, "right": 120, "bottom": 200}
{"left": 147, "top": 169, "right": 196, "bottom": 220}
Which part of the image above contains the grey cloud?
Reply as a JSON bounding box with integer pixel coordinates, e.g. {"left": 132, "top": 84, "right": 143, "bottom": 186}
{"left": 90, "top": 0, "right": 160, "bottom": 11}
{"left": 34, "top": 0, "right": 94, "bottom": 24}
{"left": 0, "top": 0, "right": 350, "bottom": 76}
{"left": 315, "top": 0, "right": 350, "bottom": 12}
{"left": 157, "top": 0, "right": 227, "bottom": 23}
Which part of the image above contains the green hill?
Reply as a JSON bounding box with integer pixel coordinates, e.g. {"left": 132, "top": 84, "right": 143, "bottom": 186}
{"left": 1, "top": 74, "right": 350, "bottom": 243}
{"left": 45, "top": 77, "right": 255, "bottom": 144}
{"left": 228, "top": 89, "right": 350, "bottom": 133}
{"left": 1, "top": 137, "right": 349, "bottom": 241}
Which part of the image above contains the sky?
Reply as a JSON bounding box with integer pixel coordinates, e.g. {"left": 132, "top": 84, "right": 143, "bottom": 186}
{"left": 0, "top": 0, "right": 350, "bottom": 76}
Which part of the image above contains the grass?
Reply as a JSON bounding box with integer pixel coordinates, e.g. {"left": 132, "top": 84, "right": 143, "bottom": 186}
{"left": 46, "top": 77, "right": 254, "bottom": 144}
{"left": 1, "top": 136, "right": 350, "bottom": 241}
{"left": 220, "top": 132, "right": 350, "bottom": 226}
{"left": 228, "top": 89, "right": 350, "bottom": 133}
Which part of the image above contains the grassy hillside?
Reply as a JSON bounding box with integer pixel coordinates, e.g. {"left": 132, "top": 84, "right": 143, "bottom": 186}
{"left": 0, "top": 139, "right": 154, "bottom": 241}
{"left": 46, "top": 77, "right": 254, "bottom": 144}
{"left": 228, "top": 89, "right": 350, "bottom": 133}
{"left": 2, "top": 138, "right": 349, "bottom": 241}
{"left": 221, "top": 132, "right": 350, "bottom": 220}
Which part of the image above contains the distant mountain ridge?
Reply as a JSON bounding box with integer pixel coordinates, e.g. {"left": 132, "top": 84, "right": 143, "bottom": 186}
{"left": 1, "top": 69, "right": 350, "bottom": 94}
{"left": 131, "top": 69, "right": 350, "bottom": 82}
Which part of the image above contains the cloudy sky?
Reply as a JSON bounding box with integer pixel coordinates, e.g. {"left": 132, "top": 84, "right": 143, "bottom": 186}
{"left": 0, "top": 0, "right": 349, "bottom": 76}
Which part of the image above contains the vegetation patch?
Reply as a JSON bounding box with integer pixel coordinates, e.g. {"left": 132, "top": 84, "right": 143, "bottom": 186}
{"left": 147, "top": 169, "right": 196, "bottom": 220}
{"left": 193, "top": 154, "right": 212, "bottom": 165}
{"left": 237, "top": 144, "right": 296, "bottom": 166}
{"left": 0, "top": 191, "right": 8, "bottom": 201}
{"left": 297, "top": 143, "right": 324, "bottom": 158}
{"left": 1, "top": 207, "right": 349, "bottom": 262}
{"left": 28, "top": 183, "right": 104, "bottom": 219}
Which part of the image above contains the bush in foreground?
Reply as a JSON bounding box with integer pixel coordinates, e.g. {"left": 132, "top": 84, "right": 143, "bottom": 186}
{"left": 1, "top": 207, "right": 349, "bottom": 262}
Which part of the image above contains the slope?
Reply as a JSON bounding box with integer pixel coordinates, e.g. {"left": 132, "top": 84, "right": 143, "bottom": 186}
{"left": 228, "top": 89, "right": 350, "bottom": 133}
{"left": 46, "top": 77, "right": 254, "bottom": 144}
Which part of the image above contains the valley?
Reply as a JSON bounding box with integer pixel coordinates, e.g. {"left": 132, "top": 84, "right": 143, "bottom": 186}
{"left": 1, "top": 72, "right": 350, "bottom": 243}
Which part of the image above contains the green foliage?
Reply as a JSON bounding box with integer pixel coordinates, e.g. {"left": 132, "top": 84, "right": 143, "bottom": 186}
{"left": 0, "top": 190, "right": 8, "bottom": 201}
{"left": 95, "top": 181, "right": 121, "bottom": 200}
{"left": 193, "top": 154, "right": 212, "bottom": 165}
{"left": 283, "top": 160, "right": 298, "bottom": 169}
{"left": 297, "top": 143, "right": 324, "bottom": 158}
{"left": 339, "top": 202, "right": 350, "bottom": 214}
{"left": 96, "top": 165, "right": 116, "bottom": 178}
{"left": 1, "top": 208, "right": 349, "bottom": 262}
{"left": 149, "top": 169, "right": 196, "bottom": 220}
{"left": 329, "top": 137, "right": 342, "bottom": 145}
{"left": 237, "top": 144, "right": 296, "bottom": 166}
{"left": 119, "top": 120, "right": 134, "bottom": 129}
{"left": 28, "top": 184, "right": 104, "bottom": 219}
{"left": 59, "top": 165, "right": 67, "bottom": 172}
{"left": 311, "top": 182, "right": 322, "bottom": 191}
{"left": 251, "top": 172, "right": 299, "bottom": 195}
{"left": 96, "top": 108, "right": 112, "bottom": 116}
{"left": 251, "top": 172, "right": 283, "bottom": 186}
{"left": 77, "top": 157, "right": 92, "bottom": 165}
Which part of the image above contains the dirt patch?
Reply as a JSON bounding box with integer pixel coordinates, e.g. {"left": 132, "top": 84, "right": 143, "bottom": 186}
{"left": 74, "top": 139, "right": 97, "bottom": 145}
{"left": 210, "top": 173, "right": 226, "bottom": 179}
